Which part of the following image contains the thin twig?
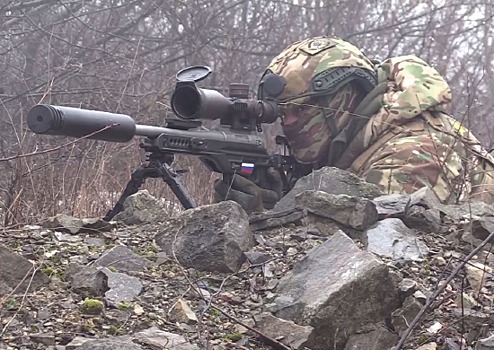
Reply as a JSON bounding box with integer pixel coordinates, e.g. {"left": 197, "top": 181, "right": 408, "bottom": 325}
{"left": 0, "top": 124, "right": 118, "bottom": 162}
{"left": 395, "top": 228, "right": 494, "bottom": 349}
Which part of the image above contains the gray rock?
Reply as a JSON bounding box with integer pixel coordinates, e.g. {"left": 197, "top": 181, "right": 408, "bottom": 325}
{"left": 155, "top": 201, "right": 255, "bottom": 273}
{"left": 476, "top": 334, "right": 494, "bottom": 350}
{"left": 244, "top": 251, "right": 271, "bottom": 265}
{"left": 66, "top": 336, "right": 92, "bottom": 350}
{"left": 442, "top": 201, "right": 494, "bottom": 221}
{"left": 113, "top": 189, "right": 169, "bottom": 225}
{"left": 254, "top": 312, "right": 313, "bottom": 349}
{"left": 78, "top": 336, "right": 142, "bottom": 350}
{"left": 0, "top": 245, "right": 50, "bottom": 296}
{"left": 398, "top": 278, "right": 418, "bottom": 302}
{"left": 249, "top": 206, "right": 306, "bottom": 231}
{"left": 295, "top": 191, "right": 378, "bottom": 230}
{"left": 451, "top": 308, "right": 489, "bottom": 328}
{"left": 102, "top": 268, "right": 142, "bottom": 304}
{"left": 93, "top": 245, "right": 153, "bottom": 272}
{"left": 444, "top": 338, "right": 461, "bottom": 350}
{"left": 470, "top": 217, "right": 494, "bottom": 243}
{"left": 69, "top": 266, "right": 108, "bottom": 298}
{"left": 43, "top": 214, "right": 113, "bottom": 234}
{"left": 343, "top": 323, "right": 398, "bottom": 350}
{"left": 401, "top": 205, "right": 441, "bottom": 233}
{"left": 42, "top": 214, "right": 84, "bottom": 234}
{"left": 169, "top": 299, "right": 198, "bottom": 324}
{"left": 274, "top": 167, "right": 382, "bottom": 212}
{"left": 372, "top": 193, "right": 412, "bottom": 217}
{"left": 271, "top": 231, "right": 399, "bottom": 350}
{"left": 133, "top": 326, "right": 199, "bottom": 350}
{"left": 29, "top": 333, "right": 56, "bottom": 346}
{"left": 391, "top": 296, "right": 423, "bottom": 335}
{"left": 80, "top": 217, "right": 114, "bottom": 233}
{"left": 54, "top": 231, "right": 83, "bottom": 243}
{"left": 409, "top": 186, "right": 442, "bottom": 209}
{"left": 364, "top": 218, "right": 429, "bottom": 261}
{"left": 85, "top": 237, "right": 106, "bottom": 246}
{"left": 372, "top": 191, "right": 441, "bottom": 232}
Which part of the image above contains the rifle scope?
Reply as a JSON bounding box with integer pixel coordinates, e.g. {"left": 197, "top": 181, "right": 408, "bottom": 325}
{"left": 171, "top": 75, "right": 284, "bottom": 126}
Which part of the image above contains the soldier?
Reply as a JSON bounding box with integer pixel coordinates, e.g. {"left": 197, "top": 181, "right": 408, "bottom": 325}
{"left": 215, "top": 36, "right": 494, "bottom": 213}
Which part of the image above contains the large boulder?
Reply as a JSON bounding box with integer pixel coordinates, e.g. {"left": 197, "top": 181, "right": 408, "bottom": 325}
{"left": 364, "top": 218, "right": 430, "bottom": 261}
{"left": 274, "top": 167, "right": 382, "bottom": 212}
{"left": 0, "top": 245, "right": 50, "bottom": 296}
{"left": 155, "top": 201, "right": 255, "bottom": 273}
{"left": 113, "top": 190, "right": 169, "bottom": 225}
{"left": 295, "top": 190, "right": 378, "bottom": 230}
{"left": 270, "top": 231, "right": 399, "bottom": 350}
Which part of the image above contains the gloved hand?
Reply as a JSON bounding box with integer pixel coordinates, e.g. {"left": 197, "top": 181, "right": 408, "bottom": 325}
{"left": 213, "top": 168, "right": 283, "bottom": 214}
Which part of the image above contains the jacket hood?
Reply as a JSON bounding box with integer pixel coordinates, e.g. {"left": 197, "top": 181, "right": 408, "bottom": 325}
{"left": 362, "top": 55, "right": 452, "bottom": 147}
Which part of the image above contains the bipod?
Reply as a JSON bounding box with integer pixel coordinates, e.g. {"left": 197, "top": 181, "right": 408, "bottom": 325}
{"left": 103, "top": 153, "right": 196, "bottom": 221}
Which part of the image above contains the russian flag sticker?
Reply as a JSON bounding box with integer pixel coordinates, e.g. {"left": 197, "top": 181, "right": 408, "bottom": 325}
{"left": 240, "top": 162, "right": 254, "bottom": 175}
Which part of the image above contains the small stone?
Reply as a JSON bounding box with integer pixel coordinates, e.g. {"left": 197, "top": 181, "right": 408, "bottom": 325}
{"left": 426, "top": 321, "right": 442, "bottom": 334}
{"left": 391, "top": 296, "right": 422, "bottom": 335}
{"left": 476, "top": 334, "right": 494, "bottom": 349}
{"left": 244, "top": 251, "right": 271, "bottom": 265}
{"left": 413, "top": 290, "right": 427, "bottom": 304}
{"left": 134, "top": 304, "right": 144, "bottom": 316}
{"left": 29, "top": 333, "right": 56, "bottom": 346}
{"left": 466, "top": 262, "right": 492, "bottom": 296}
{"left": 66, "top": 336, "right": 92, "bottom": 350}
{"left": 416, "top": 342, "right": 437, "bottom": 350}
{"left": 455, "top": 293, "right": 478, "bottom": 309}
{"left": 398, "top": 278, "right": 418, "bottom": 300}
{"left": 93, "top": 246, "right": 154, "bottom": 272}
{"left": 133, "top": 326, "right": 199, "bottom": 349}
{"left": 435, "top": 256, "right": 447, "bottom": 265}
{"left": 286, "top": 247, "right": 298, "bottom": 256}
{"left": 169, "top": 299, "right": 198, "bottom": 324}
{"left": 254, "top": 312, "right": 313, "bottom": 349}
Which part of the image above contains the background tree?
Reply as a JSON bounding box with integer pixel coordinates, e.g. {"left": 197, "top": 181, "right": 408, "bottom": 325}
{"left": 0, "top": 0, "right": 492, "bottom": 225}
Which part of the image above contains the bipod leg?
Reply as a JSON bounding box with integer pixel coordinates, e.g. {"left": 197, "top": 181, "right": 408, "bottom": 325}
{"left": 103, "top": 165, "right": 149, "bottom": 221}
{"left": 153, "top": 158, "right": 197, "bottom": 209}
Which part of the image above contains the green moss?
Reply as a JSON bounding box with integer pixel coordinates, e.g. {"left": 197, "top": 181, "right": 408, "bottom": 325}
{"left": 224, "top": 332, "right": 243, "bottom": 342}
{"left": 81, "top": 298, "right": 104, "bottom": 315}
{"left": 208, "top": 308, "right": 220, "bottom": 318}
{"left": 117, "top": 301, "right": 132, "bottom": 310}
{"left": 108, "top": 325, "right": 120, "bottom": 335}
{"left": 42, "top": 267, "right": 54, "bottom": 275}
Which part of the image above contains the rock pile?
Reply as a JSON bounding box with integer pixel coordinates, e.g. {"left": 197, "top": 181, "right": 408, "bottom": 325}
{"left": 1, "top": 167, "right": 493, "bottom": 350}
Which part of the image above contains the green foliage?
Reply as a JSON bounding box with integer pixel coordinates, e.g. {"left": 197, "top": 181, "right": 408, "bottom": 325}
{"left": 5, "top": 298, "right": 17, "bottom": 310}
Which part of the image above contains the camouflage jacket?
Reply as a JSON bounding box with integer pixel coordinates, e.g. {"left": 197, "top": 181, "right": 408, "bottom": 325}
{"left": 332, "top": 55, "right": 494, "bottom": 204}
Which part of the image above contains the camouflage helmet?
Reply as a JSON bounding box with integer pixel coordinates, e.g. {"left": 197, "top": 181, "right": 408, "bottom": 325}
{"left": 259, "top": 36, "right": 377, "bottom": 103}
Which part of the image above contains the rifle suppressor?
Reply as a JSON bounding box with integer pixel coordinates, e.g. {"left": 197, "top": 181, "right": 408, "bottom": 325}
{"left": 27, "top": 104, "right": 137, "bottom": 143}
